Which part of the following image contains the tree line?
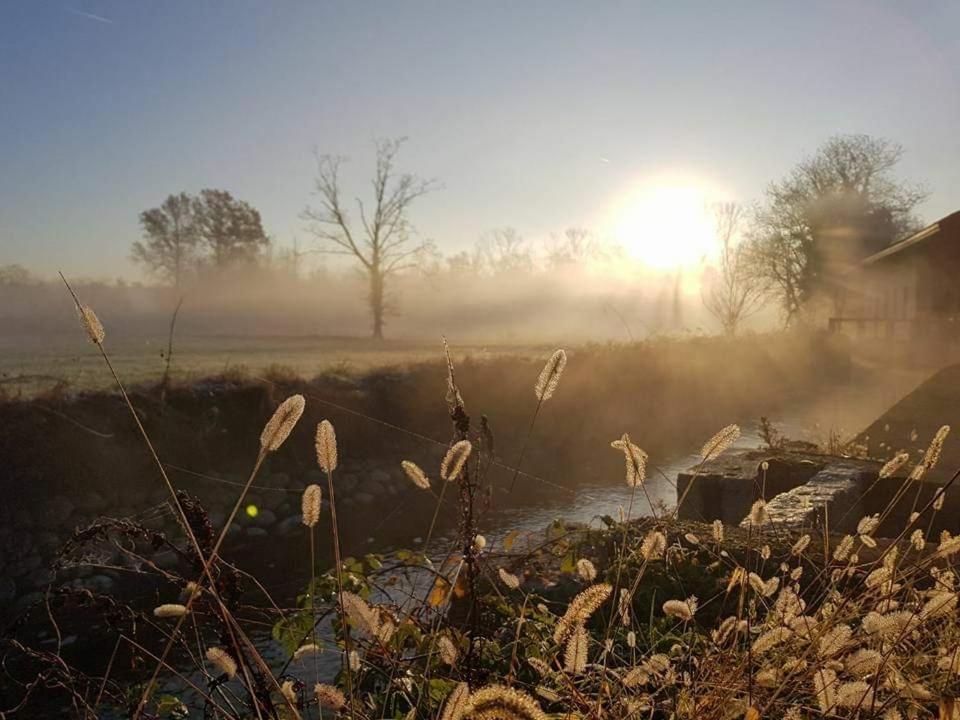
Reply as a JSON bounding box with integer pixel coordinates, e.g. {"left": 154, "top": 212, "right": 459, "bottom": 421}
{"left": 131, "top": 134, "right": 928, "bottom": 338}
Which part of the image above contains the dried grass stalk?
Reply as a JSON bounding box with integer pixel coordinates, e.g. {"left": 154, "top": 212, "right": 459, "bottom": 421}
{"left": 153, "top": 604, "right": 188, "bottom": 618}
{"left": 205, "top": 647, "right": 237, "bottom": 680}
{"left": 301, "top": 484, "right": 322, "bottom": 527}
{"left": 78, "top": 305, "right": 105, "bottom": 345}
{"left": 563, "top": 625, "right": 588, "bottom": 674}
{"left": 315, "top": 419, "right": 338, "bottom": 473}
{"left": 465, "top": 685, "right": 548, "bottom": 720}
{"left": 534, "top": 349, "right": 567, "bottom": 402}
{"left": 401, "top": 460, "right": 431, "bottom": 489}
{"left": 260, "top": 394, "right": 305, "bottom": 452}
{"left": 553, "top": 583, "right": 612, "bottom": 644}
{"left": 440, "top": 682, "right": 470, "bottom": 720}
{"left": 610, "top": 433, "right": 647, "bottom": 487}
{"left": 441, "top": 440, "right": 472, "bottom": 481}
{"left": 700, "top": 424, "right": 741, "bottom": 461}
{"left": 314, "top": 683, "right": 346, "bottom": 709}
{"left": 341, "top": 591, "right": 380, "bottom": 638}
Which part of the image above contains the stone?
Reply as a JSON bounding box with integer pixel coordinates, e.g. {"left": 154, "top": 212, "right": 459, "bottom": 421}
{"left": 81, "top": 574, "right": 116, "bottom": 594}
{"left": 246, "top": 527, "right": 268, "bottom": 537}
{"left": 250, "top": 509, "right": 277, "bottom": 528}
{"left": 354, "top": 492, "right": 375, "bottom": 506}
{"left": 752, "top": 462, "right": 868, "bottom": 533}
{"left": 363, "top": 481, "right": 386, "bottom": 497}
{"left": 276, "top": 516, "right": 304, "bottom": 536}
{"left": 369, "top": 469, "right": 391, "bottom": 485}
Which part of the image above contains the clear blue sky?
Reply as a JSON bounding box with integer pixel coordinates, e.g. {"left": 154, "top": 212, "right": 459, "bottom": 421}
{"left": 2, "top": 1, "right": 958, "bottom": 279}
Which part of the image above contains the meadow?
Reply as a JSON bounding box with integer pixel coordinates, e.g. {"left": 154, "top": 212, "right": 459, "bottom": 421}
{"left": 0, "top": 333, "right": 551, "bottom": 399}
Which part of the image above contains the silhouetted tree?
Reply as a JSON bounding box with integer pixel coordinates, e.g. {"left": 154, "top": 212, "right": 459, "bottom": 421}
{"left": 0, "top": 264, "right": 34, "bottom": 286}
{"left": 544, "top": 227, "right": 602, "bottom": 267}
{"left": 702, "top": 203, "right": 768, "bottom": 335}
{"left": 749, "top": 134, "right": 926, "bottom": 323}
{"left": 132, "top": 193, "right": 200, "bottom": 286}
{"left": 304, "top": 138, "right": 436, "bottom": 339}
{"left": 475, "top": 227, "right": 533, "bottom": 275}
{"left": 194, "top": 189, "right": 269, "bottom": 270}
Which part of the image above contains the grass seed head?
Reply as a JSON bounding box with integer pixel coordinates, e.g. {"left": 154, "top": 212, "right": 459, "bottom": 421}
{"left": 301, "top": 484, "right": 322, "bottom": 527}
{"left": 441, "top": 440, "right": 472, "bottom": 481}
{"left": 78, "top": 305, "right": 105, "bottom": 345}
{"left": 315, "top": 419, "right": 338, "bottom": 473}
{"left": 499, "top": 567, "right": 520, "bottom": 590}
{"left": 205, "top": 647, "right": 237, "bottom": 680}
{"left": 260, "top": 395, "right": 305, "bottom": 453}
{"left": 314, "top": 683, "right": 346, "bottom": 710}
{"left": 153, "top": 603, "right": 188, "bottom": 618}
{"left": 700, "top": 424, "right": 741, "bottom": 461}
{"left": 440, "top": 682, "right": 470, "bottom": 720}
{"left": 534, "top": 349, "right": 567, "bottom": 402}
{"left": 563, "top": 625, "right": 588, "bottom": 674}
{"left": 341, "top": 591, "right": 380, "bottom": 638}
{"left": 465, "top": 685, "right": 548, "bottom": 720}
{"left": 553, "top": 583, "right": 612, "bottom": 644}
{"left": 401, "top": 460, "right": 431, "bottom": 489}
{"left": 610, "top": 433, "right": 647, "bottom": 487}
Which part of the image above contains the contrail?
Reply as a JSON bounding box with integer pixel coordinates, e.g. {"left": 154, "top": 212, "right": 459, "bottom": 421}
{"left": 65, "top": 7, "right": 114, "bottom": 24}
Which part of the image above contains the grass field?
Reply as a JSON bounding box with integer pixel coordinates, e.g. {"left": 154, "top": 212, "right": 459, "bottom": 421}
{"left": 0, "top": 332, "right": 553, "bottom": 398}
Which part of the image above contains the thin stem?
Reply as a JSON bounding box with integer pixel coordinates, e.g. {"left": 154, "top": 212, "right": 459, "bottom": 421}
{"left": 325, "top": 465, "right": 356, "bottom": 715}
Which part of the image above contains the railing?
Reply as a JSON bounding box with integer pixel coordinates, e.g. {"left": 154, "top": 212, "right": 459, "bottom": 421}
{"left": 828, "top": 316, "right": 960, "bottom": 341}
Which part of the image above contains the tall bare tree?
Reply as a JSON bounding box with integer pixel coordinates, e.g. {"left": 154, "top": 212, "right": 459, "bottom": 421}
{"left": 304, "top": 138, "right": 436, "bottom": 339}
{"left": 132, "top": 193, "right": 200, "bottom": 287}
{"left": 702, "top": 203, "right": 768, "bottom": 335}
{"left": 749, "top": 134, "right": 926, "bottom": 323}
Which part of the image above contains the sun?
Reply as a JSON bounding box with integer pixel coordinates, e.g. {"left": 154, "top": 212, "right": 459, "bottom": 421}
{"left": 609, "top": 181, "right": 720, "bottom": 270}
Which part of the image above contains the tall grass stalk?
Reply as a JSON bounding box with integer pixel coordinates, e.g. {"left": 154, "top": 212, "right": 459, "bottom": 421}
{"left": 59, "top": 274, "right": 298, "bottom": 719}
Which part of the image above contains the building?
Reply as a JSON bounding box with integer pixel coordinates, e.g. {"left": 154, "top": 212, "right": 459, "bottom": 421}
{"left": 828, "top": 211, "right": 960, "bottom": 340}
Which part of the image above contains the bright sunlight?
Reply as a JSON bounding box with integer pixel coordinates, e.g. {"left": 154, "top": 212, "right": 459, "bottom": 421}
{"left": 609, "top": 181, "right": 721, "bottom": 270}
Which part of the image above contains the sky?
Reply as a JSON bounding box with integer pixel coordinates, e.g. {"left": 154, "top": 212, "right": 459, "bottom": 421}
{"left": 1, "top": 1, "right": 959, "bottom": 280}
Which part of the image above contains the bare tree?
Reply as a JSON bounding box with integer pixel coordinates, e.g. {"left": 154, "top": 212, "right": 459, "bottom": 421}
{"left": 304, "top": 138, "right": 436, "bottom": 339}
{"left": 475, "top": 227, "right": 533, "bottom": 275}
{"left": 749, "top": 134, "right": 926, "bottom": 323}
{"left": 544, "top": 227, "right": 602, "bottom": 268}
{"left": 132, "top": 193, "right": 200, "bottom": 287}
{"left": 702, "top": 203, "right": 768, "bottom": 335}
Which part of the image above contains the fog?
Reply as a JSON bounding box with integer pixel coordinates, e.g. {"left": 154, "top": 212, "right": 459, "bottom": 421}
{"left": 0, "top": 259, "right": 776, "bottom": 344}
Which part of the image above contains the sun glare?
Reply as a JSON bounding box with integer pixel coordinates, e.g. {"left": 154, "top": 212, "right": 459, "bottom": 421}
{"left": 610, "top": 182, "right": 720, "bottom": 270}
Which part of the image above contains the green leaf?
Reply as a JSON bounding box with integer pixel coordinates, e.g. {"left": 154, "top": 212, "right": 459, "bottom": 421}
{"left": 155, "top": 695, "right": 188, "bottom": 719}
{"left": 272, "top": 609, "right": 317, "bottom": 656}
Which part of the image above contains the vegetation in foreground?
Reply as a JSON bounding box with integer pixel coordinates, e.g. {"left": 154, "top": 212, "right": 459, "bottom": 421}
{"left": 4, "top": 291, "right": 960, "bottom": 720}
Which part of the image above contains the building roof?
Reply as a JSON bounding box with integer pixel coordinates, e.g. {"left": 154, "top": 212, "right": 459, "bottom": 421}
{"left": 862, "top": 210, "right": 960, "bottom": 266}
